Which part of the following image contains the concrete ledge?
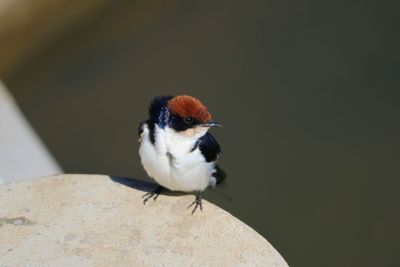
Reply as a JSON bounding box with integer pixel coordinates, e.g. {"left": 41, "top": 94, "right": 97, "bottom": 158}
{"left": 0, "top": 174, "right": 288, "bottom": 266}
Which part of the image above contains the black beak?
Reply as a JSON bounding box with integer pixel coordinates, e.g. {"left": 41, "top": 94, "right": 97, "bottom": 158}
{"left": 201, "top": 120, "right": 222, "bottom": 128}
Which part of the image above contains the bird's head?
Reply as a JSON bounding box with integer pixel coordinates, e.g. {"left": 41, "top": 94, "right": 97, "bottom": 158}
{"left": 167, "top": 95, "right": 221, "bottom": 137}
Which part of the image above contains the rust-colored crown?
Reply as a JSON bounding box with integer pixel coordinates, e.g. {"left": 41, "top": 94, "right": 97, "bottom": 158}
{"left": 168, "top": 95, "right": 211, "bottom": 123}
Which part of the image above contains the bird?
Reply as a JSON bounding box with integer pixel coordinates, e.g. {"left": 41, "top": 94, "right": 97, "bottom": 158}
{"left": 138, "top": 95, "right": 226, "bottom": 214}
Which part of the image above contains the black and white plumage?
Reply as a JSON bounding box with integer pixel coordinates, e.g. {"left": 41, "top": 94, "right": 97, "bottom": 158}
{"left": 138, "top": 95, "right": 225, "bottom": 213}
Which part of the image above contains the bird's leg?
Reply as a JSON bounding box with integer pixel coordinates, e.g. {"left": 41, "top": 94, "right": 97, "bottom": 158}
{"left": 187, "top": 191, "right": 203, "bottom": 215}
{"left": 142, "top": 185, "right": 164, "bottom": 205}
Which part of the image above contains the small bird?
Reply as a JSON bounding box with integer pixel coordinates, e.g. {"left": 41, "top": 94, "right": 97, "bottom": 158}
{"left": 138, "top": 95, "right": 226, "bottom": 214}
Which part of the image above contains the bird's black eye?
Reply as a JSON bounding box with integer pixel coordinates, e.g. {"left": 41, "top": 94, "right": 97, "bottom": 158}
{"left": 184, "top": 117, "right": 193, "bottom": 124}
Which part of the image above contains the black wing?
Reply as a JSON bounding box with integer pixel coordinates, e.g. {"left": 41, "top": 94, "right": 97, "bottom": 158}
{"left": 138, "top": 121, "right": 146, "bottom": 136}
{"left": 198, "top": 132, "right": 222, "bottom": 162}
{"left": 198, "top": 133, "right": 226, "bottom": 185}
{"left": 148, "top": 95, "right": 173, "bottom": 124}
{"left": 139, "top": 95, "right": 173, "bottom": 144}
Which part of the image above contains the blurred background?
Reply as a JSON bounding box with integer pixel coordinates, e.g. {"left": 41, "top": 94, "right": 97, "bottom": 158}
{"left": 1, "top": 0, "right": 399, "bottom": 266}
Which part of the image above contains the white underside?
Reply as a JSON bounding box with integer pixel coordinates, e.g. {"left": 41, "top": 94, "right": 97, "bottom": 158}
{"left": 139, "top": 124, "right": 215, "bottom": 192}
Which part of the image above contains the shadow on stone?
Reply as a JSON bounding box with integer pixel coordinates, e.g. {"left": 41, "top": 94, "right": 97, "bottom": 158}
{"left": 109, "top": 176, "right": 186, "bottom": 197}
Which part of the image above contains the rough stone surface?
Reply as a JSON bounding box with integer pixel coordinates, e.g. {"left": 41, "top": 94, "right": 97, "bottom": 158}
{"left": 0, "top": 174, "right": 288, "bottom": 266}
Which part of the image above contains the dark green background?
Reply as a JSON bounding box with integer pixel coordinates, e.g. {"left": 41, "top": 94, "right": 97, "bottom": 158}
{"left": 5, "top": 1, "right": 400, "bottom": 266}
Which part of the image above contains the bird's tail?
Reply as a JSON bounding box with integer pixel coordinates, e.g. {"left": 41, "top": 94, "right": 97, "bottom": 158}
{"left": 214, "top": 164, "right": 227, "bottom": 185}
{"left": 209, "top": 165, "right": 231, "bottom": 202}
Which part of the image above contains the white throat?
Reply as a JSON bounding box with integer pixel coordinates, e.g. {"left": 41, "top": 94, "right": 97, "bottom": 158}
{"left": 163, "top": 126, "right": 208, "bottom": 158}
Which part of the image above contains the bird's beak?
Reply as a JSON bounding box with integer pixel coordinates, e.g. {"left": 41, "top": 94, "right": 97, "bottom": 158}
{"left": 201, "top": 120, "right": 222, "bottom": 128}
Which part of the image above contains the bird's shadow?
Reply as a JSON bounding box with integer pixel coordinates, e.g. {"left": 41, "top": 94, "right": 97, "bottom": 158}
{"left": 109, "top": 176, "right": 187, "bottom": 197}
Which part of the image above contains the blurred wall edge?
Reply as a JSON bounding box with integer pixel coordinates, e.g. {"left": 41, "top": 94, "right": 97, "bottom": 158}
{"left": 0, "top": 80, "right": 62, "bottom": 183}
{"left": 0, "top": 0, "right": 114, "bottom": 76}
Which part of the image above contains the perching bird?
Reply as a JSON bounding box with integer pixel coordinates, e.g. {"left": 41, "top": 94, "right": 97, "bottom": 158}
{"left": 138, "top": 95, "right": 226, "bottom": 214}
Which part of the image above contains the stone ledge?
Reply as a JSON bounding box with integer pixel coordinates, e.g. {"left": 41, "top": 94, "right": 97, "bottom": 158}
{"left": 0, "top": 174, "right": 288, "bottom": 266}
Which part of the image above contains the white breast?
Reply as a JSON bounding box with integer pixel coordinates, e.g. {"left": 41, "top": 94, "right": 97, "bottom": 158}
{"left": 139, "top": 124, "right": 214, "bottom": 192}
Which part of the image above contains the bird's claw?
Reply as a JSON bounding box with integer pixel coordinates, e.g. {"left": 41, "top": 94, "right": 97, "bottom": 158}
{"left": 187, "top": 192, "right": 202, "bottom": 215}
{"left": 142, "top": 192, "right": 159, "bottom": 204}
{"left": 142, "top": 186, "right": 163, "bottom": 205}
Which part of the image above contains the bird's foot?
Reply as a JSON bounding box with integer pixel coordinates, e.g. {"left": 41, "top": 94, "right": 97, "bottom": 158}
{"left": 142, "top": 185, "right": 163, "bottom": 205}
{"left": 187, "top": 191, "right": 203, "bottom": 215}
